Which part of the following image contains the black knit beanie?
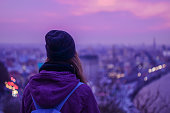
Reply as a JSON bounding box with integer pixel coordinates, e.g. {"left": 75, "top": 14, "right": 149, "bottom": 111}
{"left": 45, "top": 30, "right": 76, "bottom": 61}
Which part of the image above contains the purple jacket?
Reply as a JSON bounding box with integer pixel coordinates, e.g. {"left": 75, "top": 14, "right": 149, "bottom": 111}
{"left": 21, "top": 70, "right": 100, "bottom": 113}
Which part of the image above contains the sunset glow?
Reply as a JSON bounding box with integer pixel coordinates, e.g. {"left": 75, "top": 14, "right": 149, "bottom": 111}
{"left": 0, "top": 0, "right": 170, "bottom": 45}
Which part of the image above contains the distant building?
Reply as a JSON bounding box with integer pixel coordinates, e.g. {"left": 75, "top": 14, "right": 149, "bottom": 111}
{"left": 153, "top": 37, "right": 156, "bottom": 50}
{"left": 80, "top": 54, "right": 99, "bottom": 82}
{"left": 163, "top": 49, "right": 170, "bottom": 57}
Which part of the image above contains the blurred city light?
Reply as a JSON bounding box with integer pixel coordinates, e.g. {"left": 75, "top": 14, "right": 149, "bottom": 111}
{"left": 144, "top": 77, "right": 148, "bottom": 81}
{"left": 137, "top": 72, "right": 141, "bottom": 77}
{"left": 11, "top": 76, "right": 16, "bottom": 83}
{"left": 4, "top": 76, "right": 19, "bottom": 97}
{"left": 12, "top": 90, "right": 18, "bottom": 97}
{"left": 107, "top": 64, "right": 114, "bottom": 69}
{"left": 148, "top": 64, "right": 166, "bottom": 73}
{"left": 148, "top": 69, "right": 152, "bottom": 73}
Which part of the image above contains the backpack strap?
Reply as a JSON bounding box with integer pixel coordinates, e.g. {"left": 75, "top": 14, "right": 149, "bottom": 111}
{"left": 31, "top": 94, "right": 41, "bottom": 109}
{"left": 31, "top": 82, "right": 84, "bottom": 111}
{"left": 55, "top": 82, "right": 84, "bottom": 111}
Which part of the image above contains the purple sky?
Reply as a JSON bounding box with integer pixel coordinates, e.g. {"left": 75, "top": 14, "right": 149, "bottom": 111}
{"left": 0, "top": 0, "right": 170, "bottom": 45}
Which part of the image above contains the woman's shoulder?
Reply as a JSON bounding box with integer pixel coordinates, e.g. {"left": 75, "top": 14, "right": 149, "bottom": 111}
{"left": 71, "top": 83, "right": 100, "bottom": 113}
{"left": 78, "top": 83, "right": 91, "bottom": 90}
{"left": 75, "top": 83, "right": 94, "bottom": 98}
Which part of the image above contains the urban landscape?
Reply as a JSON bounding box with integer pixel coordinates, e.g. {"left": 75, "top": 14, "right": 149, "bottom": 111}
{"left": 0, "top": 42, "right": 169, "bottom": 113}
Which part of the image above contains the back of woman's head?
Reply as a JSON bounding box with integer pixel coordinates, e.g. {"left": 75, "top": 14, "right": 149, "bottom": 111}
{"left": 45, "top": 30, "right": 76, "bottom": 61}
{"left": 45, "top": 30, "right": 86, "bottom": 83}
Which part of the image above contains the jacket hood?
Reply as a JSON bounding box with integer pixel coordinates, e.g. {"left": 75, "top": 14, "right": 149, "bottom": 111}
{"left": 29, "top": 70, "right": 79, "bottom": 108}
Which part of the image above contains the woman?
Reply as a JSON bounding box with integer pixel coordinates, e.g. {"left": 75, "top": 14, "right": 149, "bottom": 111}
{"left": 21, "top": 30, "right": 100, "bottom": 113}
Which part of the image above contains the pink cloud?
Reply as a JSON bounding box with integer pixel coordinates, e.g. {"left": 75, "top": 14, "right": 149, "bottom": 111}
{"left": 55, "top": 0, "right": 170, "bottom": 29}
{"left": 56, "top": 0, "right": 170, "bottom": 18}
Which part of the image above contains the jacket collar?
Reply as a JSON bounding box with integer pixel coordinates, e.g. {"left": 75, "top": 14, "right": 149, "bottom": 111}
{"left": 39, "top": 62, "right": 75, "bottom": 74}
